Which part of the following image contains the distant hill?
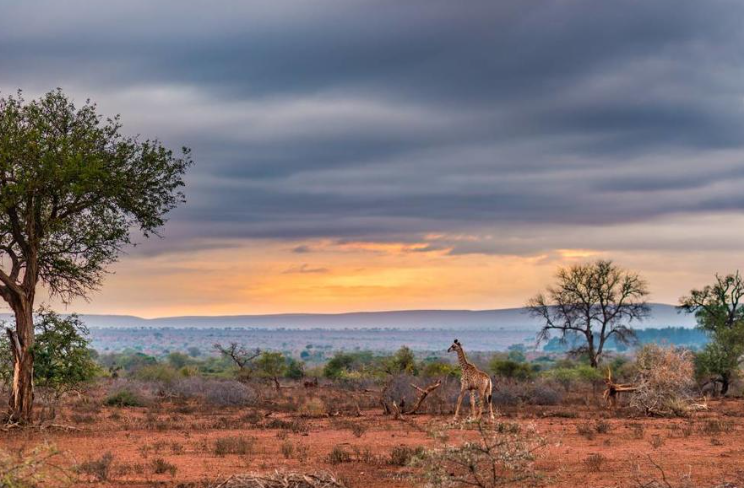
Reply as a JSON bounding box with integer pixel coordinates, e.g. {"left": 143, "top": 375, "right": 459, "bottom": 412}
{"left": 0, "top": 303, "right": 696, "bottom": 330}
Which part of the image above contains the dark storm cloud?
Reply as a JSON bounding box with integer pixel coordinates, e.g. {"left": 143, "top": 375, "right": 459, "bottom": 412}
{"left": 2, "top": 0, "right": 744, "bottom": 256}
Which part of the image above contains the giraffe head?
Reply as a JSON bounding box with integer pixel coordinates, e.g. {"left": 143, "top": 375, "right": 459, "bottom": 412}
{"left": 447, "top": 339, "right": 461, "bottom": 353}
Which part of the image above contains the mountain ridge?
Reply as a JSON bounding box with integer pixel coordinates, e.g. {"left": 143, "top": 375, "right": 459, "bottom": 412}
{"left": 0, "top": 303, "right": 695, "bottom": 330}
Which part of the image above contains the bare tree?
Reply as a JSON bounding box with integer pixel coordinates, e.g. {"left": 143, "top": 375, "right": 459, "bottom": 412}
{"left": 214, "top": 343, "right": 260, "bottom": 377}
{"left": 527, "top": 260, "right": 650, "bottom": 368}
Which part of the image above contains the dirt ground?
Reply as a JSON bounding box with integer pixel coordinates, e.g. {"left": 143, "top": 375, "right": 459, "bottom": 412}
{"left": 2, "top": 391, "right": 744, "bottom": 488}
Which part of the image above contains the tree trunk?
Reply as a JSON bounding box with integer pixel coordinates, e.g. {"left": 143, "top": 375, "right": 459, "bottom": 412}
{"left": 587, "top": 334, "right": 599, "bottom": 368}
{"left": 7, "top": 304, "right": 34, "bottom": 423}
{"left": 720, "top": 374, "right": 730, "bottom": 396}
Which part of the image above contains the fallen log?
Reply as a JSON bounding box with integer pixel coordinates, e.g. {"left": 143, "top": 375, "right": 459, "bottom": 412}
{"left": 603, "top": 366, "right": 637, "bottom": 408}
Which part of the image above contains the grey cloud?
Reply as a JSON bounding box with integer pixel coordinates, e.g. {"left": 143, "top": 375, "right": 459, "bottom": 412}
{"left": 1, "top": 0, "right": 744, "bottom": 256}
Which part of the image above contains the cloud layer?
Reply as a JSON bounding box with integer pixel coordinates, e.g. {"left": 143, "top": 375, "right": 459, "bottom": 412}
{"left": 1, "top": 1, "right": 744, "bottom": 314}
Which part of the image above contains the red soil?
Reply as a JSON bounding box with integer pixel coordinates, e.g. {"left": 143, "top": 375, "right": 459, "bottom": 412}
{"left": 2, "top": 397, "right": 744, "bottom": 487}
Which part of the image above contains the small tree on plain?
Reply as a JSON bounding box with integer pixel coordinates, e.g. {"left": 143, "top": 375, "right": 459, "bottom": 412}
{"left": 679, "top": 272, "right": 744, "bottom": 395}
{"left": 0, "top": 310, "right": 99, "bottom": 419}
{"left": 213, "top": 342, "right": 260, "bottom": 381}
{"left": 527, "top": 260, "right": 650, "bottom": 368}
{"left": 0, "top": 90, "right": 191, "bottom": 422}
{"left": 255, "top": 351, "right": 287, "bottom": 391}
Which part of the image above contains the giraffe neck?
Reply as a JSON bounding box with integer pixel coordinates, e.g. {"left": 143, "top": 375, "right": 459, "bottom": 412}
{"left": 456, "top": 347, "right": 471, "bottom": 370}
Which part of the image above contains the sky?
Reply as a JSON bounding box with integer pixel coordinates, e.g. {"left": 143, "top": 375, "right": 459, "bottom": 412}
{"left": 1, "top": 0, "right": 744, "bottom": 317}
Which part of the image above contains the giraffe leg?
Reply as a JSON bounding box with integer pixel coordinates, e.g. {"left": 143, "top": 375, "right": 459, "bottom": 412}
{"left": 453, "top": 390, "right": 465, "bottom": 419}
{"left": 478, "top": 386, "right": 486, "bottom": 419}
{"left": 469, "top": 391, "right": 476, "bottom": 419}
{"left": 488, "top": 383, "right": 495, "bottom": 420}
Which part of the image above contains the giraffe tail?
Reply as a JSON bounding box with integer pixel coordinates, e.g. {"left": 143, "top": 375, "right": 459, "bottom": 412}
{"left": 487, "top": 378, "right": 493, "bottom": 404}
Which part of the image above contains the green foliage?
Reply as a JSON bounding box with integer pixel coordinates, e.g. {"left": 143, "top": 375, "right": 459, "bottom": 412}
{"left": 33, "top": 312, "right": 99, "bottom": 394}
{"left": 285, "top": 358, "right": 305, "bottom": 379}
{"left": 104, "top": 389, "right": 145, "bottom": 407}
{"left": 382, "top": 346, "right": 418, "bottom": 375}
{"left": 680, "top": 272, "right": 744, "bottom": 394}
{"left": 0, "top": 443, "right": 64, "bottom": 487}
{"left": 255, "top": 351, "right": 287, "bottom": 380}
{"left": 322, "top": 352, "right": 375, "bottom": 379}
{"left": 544, "top": 364, "right": 603, "bottom": 392}
{"left": 489, "top": 355, "right": 536, "bottom": 381}
{"left": 134, "top": 364, "right": 179, "bottom": 383}
{"left": 98, "top": 351, "right": 158, "bottom": 374}
{"left": 166, "top": 352, "right": 192, "bottom": 369}
{"left": 421, "top": 361, "right": 460, "bottom": 378}
{"left": 0, "top": 311, "right": 98, "bottom": 394}
{"left": 0, "top": 90, "right": 192, "bottom": 301}
{"left": 694, "top": 324, "right": 744, "bottom": 389}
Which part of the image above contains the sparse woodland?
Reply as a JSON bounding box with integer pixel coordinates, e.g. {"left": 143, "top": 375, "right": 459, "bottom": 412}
{"left": 1, "top": 92, "right": 743, "bottom": 488}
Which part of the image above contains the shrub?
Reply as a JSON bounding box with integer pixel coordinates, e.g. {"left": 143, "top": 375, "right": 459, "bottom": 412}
{"left": 584, "top": 453, "right": 605, "bottom": 472}
{"left": 77, "top": 452, "right": 114, "bottom": 482}
{"left": 415, "top": 422, "right": 545, "bottom": 487}
{"left": 528, "top": 384, "right": 562, "bottom": 405}
{"left": 327, "top": 445, "right": 352, "bottom": 465}
{"left": 421, "top": 361, "right": 459, "bottom": 378}
{"left": 576, "top": 423, "right": 595, "bottom": 440}
{"left": 168, "top": 377, "right": 257, "bottom": 407}
{"left": 489, "top": 356, "right": 536, "bottom": 381}
{"left": 281, "top": 440, "right": 295, "bottom": 459}
{"left": 595, "top": 420, "right": 611, "bottom": 434}
{"left": 213, "top": 437, "right": 255, "bottom": 457}
{"left": 104, "top": 390, "right": 145, "bottom": 407}
{"left": 323, "top": 353, "right": 356, "bottom": 379}
{"left": 134, "top": 364, "right": 179, "bottom": 383}
{"left": 649, "top": 434, "right": 665, "bottom": 449}
{"left": 389, "top": 446, "right": 424, "bottom": 467}
{"left": 151, "top": 458, "right": 177, "bottom": 476}
{"left": 1, "top": 311, "right": 100, "bottom": 419}
{"left": 630, "top": 344, "right": 695, "bottom": 416}
{"left": 627, "top": 422, "right": 645, "bottom": 439}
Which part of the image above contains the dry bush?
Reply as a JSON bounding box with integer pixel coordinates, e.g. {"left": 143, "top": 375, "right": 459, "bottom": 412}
{"left": 214, "top": 437, "right": 256, "bottom": 457}
{"left": 527, "top": 383, "right": 563, "bottom": 406}
{"left": 281, "top": 440, "right": 295, "bottom": 459}
{"left": 151, "top": 457, "right": 177, "bottom": 476}
{"left": 595, "top": 420, "right": 612, "bottom": 434}
{"left": 414, "top": 422, "right": 545, "bottom": 488}
{"left": 264, "top": 418, "right": 309, "bottom": 434}
{"left": 383, "top": 375, "right": 461, "bottom": 415}
{"left": 576, "top": 423, "right": 595, "bottom": 440}
{"left": 327, "top": 445, "right": 352, "bottom": 465}
{"left": 1, "top": 444, "right": 72, "bottom": 487}
{"left": 584, "top": 453, "right": 605, "bottom": 472}
{"left": 213, "top": 471, "right": 347, "bottom": 488}
{"left": 627, "top": 422, "right": 645, "bottom": 439}
{"left": 489, "top": 381, "right": 562, "bottom": 407}
{"left": 630, "top": 345, "right": 696, "bottom": 417}
{"left": 168, "top": 377, "right": 257, "bottom": 407}
{"left": 649, "top": 434, "right": 665, "bottom": 449}
{"left": 389, "top": 446, "right": 424, "bottom": 467}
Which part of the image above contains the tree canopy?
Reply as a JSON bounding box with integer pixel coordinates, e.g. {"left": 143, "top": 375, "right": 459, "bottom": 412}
{"left": 0, "top": 89, "right": 191, "bottom": 422}
{"left": 528, "top": 260, "right": 650, "bottom": 367}
{"left": 679, "top": 272, "right": 744, "bottom": 395}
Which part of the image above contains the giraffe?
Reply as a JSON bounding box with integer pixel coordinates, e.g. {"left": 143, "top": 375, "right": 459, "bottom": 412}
{"left": 448, "top": 339, "right": 495, "bottom": 420}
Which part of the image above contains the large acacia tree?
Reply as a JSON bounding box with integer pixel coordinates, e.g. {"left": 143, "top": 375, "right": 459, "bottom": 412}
{"left": 527, "top": 260, "right": 650, "bottom": 368}
{"left": 0, "top": 90, "right": 191, "bottom": 422}
{"left": 679, "top": 272, "right": 744, "bottom": 395}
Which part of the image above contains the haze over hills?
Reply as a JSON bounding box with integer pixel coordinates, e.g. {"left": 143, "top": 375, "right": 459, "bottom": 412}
{"left": 0, "top": 303, "right": 696, "bottom": 330}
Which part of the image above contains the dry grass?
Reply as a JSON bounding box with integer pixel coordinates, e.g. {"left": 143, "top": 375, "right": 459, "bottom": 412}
{"left": 213, "top": 471, "right": 347, "bottom": 488}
